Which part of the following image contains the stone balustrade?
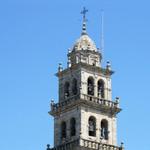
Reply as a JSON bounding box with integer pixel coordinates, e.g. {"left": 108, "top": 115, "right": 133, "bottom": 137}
{"left": 80, "top": 94, "right": 119, "bottom": 108}
{"left": 80, "top": 138, "right": 122, "bottom": 150}
{"left": 50, "top": 93, "right": 120, "bottom": 115}
{"left": 51, "top": 94, "right": 80, "bottom": 112}
{"left": 48, "top": 138, "right": 123, "bottom": 150}
{"left": 49, "top": 139, "right": 79, "bottom": 150}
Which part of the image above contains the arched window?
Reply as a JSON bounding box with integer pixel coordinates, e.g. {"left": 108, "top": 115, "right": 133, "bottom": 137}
{"left": 87, "top": 77, "right": 94, "bottom": 96}
{"left": 64, "top": 82, "right": 70, "bottom": 98}
{"left": 61, "top": 121, "right": 67, "bottom": 139}
{"left": 101, "top": 119, "right": 108, "bottom": 140}
{"left": 70, "top": 118, "right": 76, "bottom": 136}
{"left": 97, "top": 80, "right": 105, "bottom": 98}
{"left": 88, "top": 116, "right": 96, "bottom": 137}
{"left": 72, "top": 78, "right": 78, "bottom": 95}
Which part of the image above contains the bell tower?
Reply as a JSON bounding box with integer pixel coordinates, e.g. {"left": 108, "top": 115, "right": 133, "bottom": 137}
{"left": 48, "top": 8, "right": 124, "bottom": 150}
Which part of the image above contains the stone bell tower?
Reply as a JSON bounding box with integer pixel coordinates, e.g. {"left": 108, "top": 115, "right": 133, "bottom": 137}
{"left": 48, "top": 7, "right": 124, "bottom": 150}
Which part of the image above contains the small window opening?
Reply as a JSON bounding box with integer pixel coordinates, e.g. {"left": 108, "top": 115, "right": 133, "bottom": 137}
{"left": 61, "top": 121, "right": 67, "bottom": 139}
{"left": 72, "top": 78, "right": 78, "bottom": 95}
{"left": 70, "top": 118, "right": 76, "bottom": 136}
{"left": 87, "top": 77, "right": 94, "bottom": 96}
{"left": 101, "top": 119, "right": 108, "bottom": 140}
{"left": 64, "top": 82, "right": 70, "bottom": 98}
{"left": 98, "top": 80, "right": 105, "bottom": 98}
{"left": 92, "top": 63, "right": 96, "bottom": 66}
{"left": 89, "top": 116, "right": 96, "bottom": 137}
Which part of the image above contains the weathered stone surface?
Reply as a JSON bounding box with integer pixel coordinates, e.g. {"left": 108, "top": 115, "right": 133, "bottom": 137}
{"left": 49, "top": 15, "right": 123, "bottom": 150}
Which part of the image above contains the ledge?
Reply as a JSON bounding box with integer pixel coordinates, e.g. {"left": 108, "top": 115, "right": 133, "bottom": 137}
{"left": 56, "top": 62, "right": 114, "bottom": 78}
{"left": 49, "top": 138, "right": 124, "bottom": 150}
{"left": 49, "top": 94, "right": 121, "bottom": 116}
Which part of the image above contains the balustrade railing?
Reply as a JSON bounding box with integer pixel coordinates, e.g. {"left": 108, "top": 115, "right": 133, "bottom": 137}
{"left": 51, "top": 94, "right": 80, "bottom": 111}
{"left": 80, "top": 94, "right": 118, "bottom": 108}
{"left": 50, "top": 139, "right": 79, "bottom": 150}
{"left": 51, "top": 93, "right": 119, "bottom": 113}
{"left": 80, "top": 138, "right": 122, "bottom": 150}
{"left": 49, "top": 138, "right": 123, "bottom": 150}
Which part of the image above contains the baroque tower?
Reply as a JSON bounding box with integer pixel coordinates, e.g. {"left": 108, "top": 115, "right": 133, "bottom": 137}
{"left": 48, "top": 8, "right": 124, "bottom": 150}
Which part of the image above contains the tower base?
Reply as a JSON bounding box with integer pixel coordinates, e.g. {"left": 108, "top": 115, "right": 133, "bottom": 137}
{"left": 48, "top": 138, "right": 124, "bottom": 150}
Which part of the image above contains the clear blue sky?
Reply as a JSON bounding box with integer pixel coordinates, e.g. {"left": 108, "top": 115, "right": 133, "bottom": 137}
{"left": 0, "top": 0, "right": 150, "bottom": 150}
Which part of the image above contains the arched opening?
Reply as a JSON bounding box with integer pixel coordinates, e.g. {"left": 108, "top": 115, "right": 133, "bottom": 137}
{"left": 88, "top": 116, "right": 96, "bottom": 137}
{"left": 61, "top": 121, "right": 67, "bottom": 139}
{"left": 101, "top": 119, "right": 108, "bottom": 140}
{"left": 70, "top": 118, "right": 76, "bottom": 136}
{"left": 87, "top": 77, "right": 94, "bottom": 96}
{"left": 64, "top": 82, "right": 70, "bottom": 98}
{"left": 97, "top": 80, "right": 105, "bottom": 98}
{"left": 92, "top": 60, "right": 96, "bottom": 66}
{"left": 72, "top": 78, "right": 78, "bottom": 95}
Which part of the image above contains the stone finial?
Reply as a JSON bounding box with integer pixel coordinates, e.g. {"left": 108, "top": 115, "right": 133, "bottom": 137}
{"left": 120, "top": 142, "right": 124, "bottom": 150}
{"left": 115, "top": 97, "right": 120, "bottom": 103}
{"left": 65, "top": 93, "right": 68, "bottom": 99}
{"left": 46, "top": 144, "right": 50, "bottom": 150}
{"left": 97, "top": 48, "right": 102, "bottom": 55}
{"left": 67, "top": 56, "right": 71, "bottom": 68}
{"left": 58, "top": 63, "right": 63, "bottom": 72}
{"left": 68, "top": 48, "right": 71, "bottom": 54}
{"left": 115, "top": 97, "right": 120, "bottom": 107}
{"left": 106, "top": 61, "right": 111, "bottom": 71}
{"left": 51, "top": 99, "right": 54, "bottom": 106}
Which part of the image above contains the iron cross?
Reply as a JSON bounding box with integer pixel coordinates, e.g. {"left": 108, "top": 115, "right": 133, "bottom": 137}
{"left": 81, "top": 7, "right": 88, "bottom": 20}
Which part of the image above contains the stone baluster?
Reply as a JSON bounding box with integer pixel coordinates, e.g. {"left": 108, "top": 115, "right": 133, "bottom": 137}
{"left": 85, "top": 140, "right": 87, "bottom": 147}
{"left": 91, "top": 141, "right": 93, "bottom": 148}
{"left": 111, "top": 146, "right": 114, "bottom": 150}
{"left": 103, "top": 144, "right": 106, "bottom": 150}
{"left": 87, "top": 140, "right": 89, "bottom": 148}
{"left": 113, "top": 147, "right": 117, "bottom": 150}
{"left": 88, "top": 141, "right": 90, "bottom": 148}
{"left": 90, "top": 141, "right": 92, "bottom": 148}
{"left": 98, "top": 143, "right": 101, "bottom": 150}
{"left": 120, "top": 142, "right": 124, "bottom": 150}
{"left": 83, "top": 140, "right": 85, "bottom": 147}
{"left": 92, "top": 141, "right": 95, "bottom": 148}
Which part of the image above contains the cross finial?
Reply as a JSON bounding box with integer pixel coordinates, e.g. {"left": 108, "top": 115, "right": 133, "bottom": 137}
{"left": 46, "top": 144, "right": 50, "bottom": 150}
{"left": 81, "top": 7, "right": 88, "bottom": 35}
{"left": 81, "top": 7, "right": 88, "bottom": 21}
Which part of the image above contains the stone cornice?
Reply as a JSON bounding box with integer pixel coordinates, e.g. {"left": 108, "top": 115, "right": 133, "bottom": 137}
{"left": 49, "top": 94, "right": 121, "bottom": 117}
{"left": 49, "top": 138, "right": 124, "bottom": 150}
{"left": 56, "top": 62, "right": 114, "bottom": 78}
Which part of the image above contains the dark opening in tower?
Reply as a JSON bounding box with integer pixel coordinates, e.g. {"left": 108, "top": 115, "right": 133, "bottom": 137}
{"left": 61, "top": 121, "right": 67, "bottom": 139}
{"left": 87, "top": 77, "right": 94, "bottom": 96}
{"left": 88, "top": 116, "right": 96, "bottom": 137}
{"left": 64, "top": 82, "right": 70, "bottom": 98}
{"left": 98, "top": 79, "right": 105, "bottom": 98}
{"left": 72, "top": 78, "right": 78, "bottom": 95}
{"left": 70, "top": 118, "right": 76, "bottom": 136}
{"left": 101, "top": 119, "right": 108, "bottom": 140}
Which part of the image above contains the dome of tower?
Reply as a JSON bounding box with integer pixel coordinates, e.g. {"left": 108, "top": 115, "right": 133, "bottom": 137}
{"left": 72, "top": 34, "right": 97, "bottom": 52}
